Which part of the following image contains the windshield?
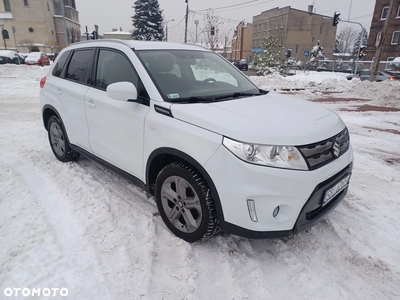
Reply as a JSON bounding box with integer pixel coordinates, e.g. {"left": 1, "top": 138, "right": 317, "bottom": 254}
{"left": 135, "top": 50, "right": 259, "bottom": 102}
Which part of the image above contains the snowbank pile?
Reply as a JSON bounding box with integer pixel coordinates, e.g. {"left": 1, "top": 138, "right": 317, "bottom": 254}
{"left": 250, "top": 72, "right": 400, "bottom": 108}
{"left": 0, "top": 64, "right": 49, "bottom": 80}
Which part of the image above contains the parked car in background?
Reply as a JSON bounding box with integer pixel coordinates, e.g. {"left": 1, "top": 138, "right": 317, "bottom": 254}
{"left": 0, "top": 50, "right": 25, "bottom": 65}
{"left": 233, "top": 59, "right": 249, "bottom": 71}
{"left": 346, "top": 70, "right": 398, "bottom": 81}
{"left": 25, "top": 52, "right": 50, "bottom": 66}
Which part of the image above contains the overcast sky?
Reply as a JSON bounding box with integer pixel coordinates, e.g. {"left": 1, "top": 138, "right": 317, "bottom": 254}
{"left": 77, "top": 0, "right": 376, "bottom": 42}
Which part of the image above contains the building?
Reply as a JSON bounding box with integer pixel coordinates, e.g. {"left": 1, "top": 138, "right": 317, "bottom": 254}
{"left": 252, "top": 6, "right": 337, "bottom": 60}
{"left": 366, "top": 1, "right": 400, "bottom": 62}
{"left": 0, "top": 0, "right": 80, "bottom": 53}
{"left": 231, "top": 21, "right": 253, "bottom": 61}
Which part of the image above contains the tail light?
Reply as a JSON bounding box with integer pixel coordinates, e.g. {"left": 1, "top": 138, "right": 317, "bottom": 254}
{"left": 40, "top": 76, "right": 47, "bottom": 88}
{"left": 389, "top": 77, "right": 396, "bottom": 81}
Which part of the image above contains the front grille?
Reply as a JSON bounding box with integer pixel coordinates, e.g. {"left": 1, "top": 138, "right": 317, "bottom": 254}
{"left": 297, "top": 128, "right": 350, "bottom": 170}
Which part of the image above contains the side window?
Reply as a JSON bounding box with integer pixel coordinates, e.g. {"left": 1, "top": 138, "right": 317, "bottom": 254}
{"left": 52, "top": 51, "right": 70, "bottom": 78}
{"left": 66, "top": 49, "right": 94, "bottom": 84}
{"left": 96, "top": 49, "right": 140, "bottom": 90}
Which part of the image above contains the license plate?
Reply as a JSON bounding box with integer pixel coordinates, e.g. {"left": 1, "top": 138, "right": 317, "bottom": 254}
{"left": 29, "top": 62, "right": 34, "bottom": 65}
{"left": 322, "top": 174, "right": 351, "bottom": 206}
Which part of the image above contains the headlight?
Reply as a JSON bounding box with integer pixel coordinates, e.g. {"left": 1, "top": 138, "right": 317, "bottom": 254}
{"left": 223, "top": 137, "right": 308, "bottom": 170}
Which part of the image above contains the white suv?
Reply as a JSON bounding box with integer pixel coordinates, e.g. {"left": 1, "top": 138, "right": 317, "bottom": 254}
{"left": 40, "top": 40, "right": 353, "bottom": 242}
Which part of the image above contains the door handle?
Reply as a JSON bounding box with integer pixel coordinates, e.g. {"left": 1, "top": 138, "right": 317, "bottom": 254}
{"left": 56, "top": 89, "right": 62, "bottom": 95}
{"left": 86, "top": 100, "right": 96, "bottom": 108}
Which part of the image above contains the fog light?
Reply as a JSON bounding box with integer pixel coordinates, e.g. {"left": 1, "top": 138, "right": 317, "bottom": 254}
{"left": 247, "top": 199, "right": 258, "bottom": 222}
{"left": 273, "top": 206, "right": 280, "bottom": 218}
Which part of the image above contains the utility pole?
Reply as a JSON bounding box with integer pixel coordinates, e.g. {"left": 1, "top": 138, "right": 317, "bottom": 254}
{"left": 348, "top": 0, "right": 353, "bottom": 20}
{"left": 194, "top": 20, "right": 199, "bottom": 43}
{"left": 240, "top": 21, "right": 245, "bottom": 59}
{"left": 184, "top": 0, "right": 189, "bottom": 43}
{"left": 370, "top": 0, "right": 396, "bottom": 81}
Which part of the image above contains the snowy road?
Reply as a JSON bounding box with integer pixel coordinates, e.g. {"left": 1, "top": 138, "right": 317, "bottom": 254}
{"left": 1, "top": 66, "right": 400, "bottom": 300}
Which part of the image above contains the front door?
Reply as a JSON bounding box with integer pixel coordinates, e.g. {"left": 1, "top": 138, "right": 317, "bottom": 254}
{"left": 85, "top": 48, "right": 150, "bottom": 179}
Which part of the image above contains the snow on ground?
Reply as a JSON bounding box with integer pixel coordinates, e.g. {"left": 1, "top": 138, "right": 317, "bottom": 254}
{"left": 250, "top": 71, "right": 400, "bottom": 108}
{"left": 0, "top": 65, "right": 400, "bottom": 300}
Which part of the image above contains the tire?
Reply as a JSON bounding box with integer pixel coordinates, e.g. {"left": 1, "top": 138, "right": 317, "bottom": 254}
{"left": 47, "top": 116, "right": 80, "bottom": 162}
{"left": 155, "top": 162, "right": 219, "bottom": 243}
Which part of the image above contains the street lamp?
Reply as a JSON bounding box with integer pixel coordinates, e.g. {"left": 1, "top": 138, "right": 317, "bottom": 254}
{"left": 165, "top": 19, "right": 175, "bottom": 42}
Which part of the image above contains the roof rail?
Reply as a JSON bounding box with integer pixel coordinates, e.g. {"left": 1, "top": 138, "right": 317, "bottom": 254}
{"left": 72, "top": 39, "right": 133, "bottom": 48}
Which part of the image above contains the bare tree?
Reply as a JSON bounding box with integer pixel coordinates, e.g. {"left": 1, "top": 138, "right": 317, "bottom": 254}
{"left": 201, "top": 9, "right": 223, "bottom": 51}
{"left": 336, "top": 26, "right": 359, "bottom": 54}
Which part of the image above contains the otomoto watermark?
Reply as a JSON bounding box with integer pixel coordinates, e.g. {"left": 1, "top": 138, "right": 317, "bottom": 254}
{"left": 4, "top": 288, "right": 68, "bottom": 297}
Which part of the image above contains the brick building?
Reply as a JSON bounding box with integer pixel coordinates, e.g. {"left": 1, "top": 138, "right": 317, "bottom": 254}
{"left": 231, "top": 21, "right": 253, "bottom": 61}
{"left": 0, "top": 0, "right": 80, "bottom": 53}
{"left": 366, "top": 0, "right": 400, "bottom": 61}
{"left": 252, "top": 6, "right": 337, "bottom": 60}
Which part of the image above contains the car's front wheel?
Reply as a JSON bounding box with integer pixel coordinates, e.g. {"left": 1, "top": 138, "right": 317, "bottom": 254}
{"left": 155, "top": 162, "right": 219, "bottom": 242}
{"left": 47, "top": 116, "right": 80, "bottom": 162}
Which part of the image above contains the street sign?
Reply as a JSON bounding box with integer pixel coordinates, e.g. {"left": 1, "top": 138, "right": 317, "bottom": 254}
{"left": 2, "top": 29, "right": 10, "bottom": 40}
{"left": 304, "top": 50, "right": 310, "bottom": 56}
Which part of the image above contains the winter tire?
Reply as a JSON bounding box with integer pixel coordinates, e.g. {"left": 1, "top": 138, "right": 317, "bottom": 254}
{"left": 47, "top": 116, "right": 80, "bottom": 162}
{"left": 155, "top": 162, "right": 219, "bottom": 243}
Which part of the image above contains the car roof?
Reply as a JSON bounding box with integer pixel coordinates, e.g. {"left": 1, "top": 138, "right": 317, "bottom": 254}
{"left": 0, "top": 50, "right": 16, "bottom": 57}
{"left": 66, "top": 39, "right": 212, "bottom": 52}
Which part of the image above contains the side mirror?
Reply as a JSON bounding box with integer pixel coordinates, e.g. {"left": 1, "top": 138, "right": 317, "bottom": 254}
{"left": 106, "top": 82, "right": 138, "bottom": 102}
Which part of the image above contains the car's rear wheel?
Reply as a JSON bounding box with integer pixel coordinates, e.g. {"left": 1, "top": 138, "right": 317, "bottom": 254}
{"left": 47, "top": 116, "right": 80, "bottom": 162}
{"left": 155, "top": 162, "right": 219, "bottom": 242}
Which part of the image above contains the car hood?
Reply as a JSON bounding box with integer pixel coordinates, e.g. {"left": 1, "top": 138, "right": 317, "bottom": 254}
{"left": 170, "top": 92, "right": 345, "bottom": 145}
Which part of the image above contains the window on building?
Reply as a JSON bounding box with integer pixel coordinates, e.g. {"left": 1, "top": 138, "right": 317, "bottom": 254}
{"left": 279, "top": 37, "right": 282, "bottom": 46}
{"left": 275, "top": 21, "right": 278, "bottom": 30}
{"left": 23, "top": 0, "right": 28, "bottom": 6}
{"left": 375, "top": 31, "right": 382, "bottom": 46}
{"left": 381, "top": 6, "right": 389, "bottom": 20}
{"left": 66, "top": 50, "right": 95, "bottom": 84}
{"left": 258, "top": 25, "right": 261, "bottom": 32}
{"left": 280, "top": 19, "right": 284, "bottom": 29}
{"left": 391, "top": 31, "right": 400, "bottom": 45}
{"left": 254, "top": 26, "right": 257, "bottom": 34}
{"left": 3, "top": 0, "right": 11, "bottom": 11}
{"left": 397, "top": 5, "right": 400, "bottom": 18}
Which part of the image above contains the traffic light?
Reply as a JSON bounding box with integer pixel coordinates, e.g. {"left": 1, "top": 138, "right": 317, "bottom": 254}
{"left": 333, "top": 12, "right": 340, "bottom": 26}
{"left": 358, "top": 46, "right": 366, "bottom": 58}
{"left": 286, "top": 49, "right": 292, "bottom": 58}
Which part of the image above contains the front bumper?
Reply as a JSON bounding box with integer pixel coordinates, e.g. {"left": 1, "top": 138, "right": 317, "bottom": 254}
{"left": 203, "top": 144, "right": 354, "bottom": 238}
{"left": 223, "top": 163, "right": 352, "bottom": 239}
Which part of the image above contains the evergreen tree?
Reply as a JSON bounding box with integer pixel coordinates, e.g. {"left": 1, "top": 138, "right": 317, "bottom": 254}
{"left": 306, "top": 40, "right": 324, "bottom": 70}
{"left": 353, "top": 28, "right": 368, "bottom": 57}
{"left": 132, "top": 0, "right": 164, "bottom": 41}
{"left": 334, "top": 38, "right": 341, "bottom": 53}
{"left": 255, "top": 36, "right": 286, "bottom": 75}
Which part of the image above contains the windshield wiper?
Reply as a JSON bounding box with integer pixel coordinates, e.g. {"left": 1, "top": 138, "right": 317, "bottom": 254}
{"left": 170, "top": 96, "right": 215, "bottom": 103}
{"left": 214, "top": 92, "right": 263, "bottom": 101}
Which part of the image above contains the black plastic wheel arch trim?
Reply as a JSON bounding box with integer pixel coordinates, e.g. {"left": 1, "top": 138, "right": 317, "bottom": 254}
{"left": 146, "top": 147, "right": 225, "bottom": 224}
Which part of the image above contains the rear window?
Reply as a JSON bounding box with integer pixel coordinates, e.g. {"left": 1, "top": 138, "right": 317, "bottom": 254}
{"left": 52, "top": 51, "right": 70, "bottom": 78}
{"left": 66, "top": 49, "right": 94, "bottom": 84}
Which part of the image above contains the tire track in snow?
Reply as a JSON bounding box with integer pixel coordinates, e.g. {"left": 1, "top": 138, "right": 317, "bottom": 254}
{"left": 0, "top": 152, "right": 113, "bottom": 299}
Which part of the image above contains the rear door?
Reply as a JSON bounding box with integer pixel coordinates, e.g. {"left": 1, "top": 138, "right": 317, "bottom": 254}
{"left": 56, "top": 48, "right": 95, "bottom": 150}
{"left": 84, "top": 48, "right": 150, "bottom": 178}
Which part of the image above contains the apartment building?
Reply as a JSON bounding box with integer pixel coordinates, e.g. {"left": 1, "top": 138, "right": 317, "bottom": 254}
{"left": 366, "top": 0, "right": 400, "bottom": 61}
{"left": 0, "top": 0, "right": 80, "bottom": 53}
{"left": 231, "top": 21, "right": 253, "bottom": 61}
{"left": 252, "top": 6, "right": 337, "bottom": 59}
